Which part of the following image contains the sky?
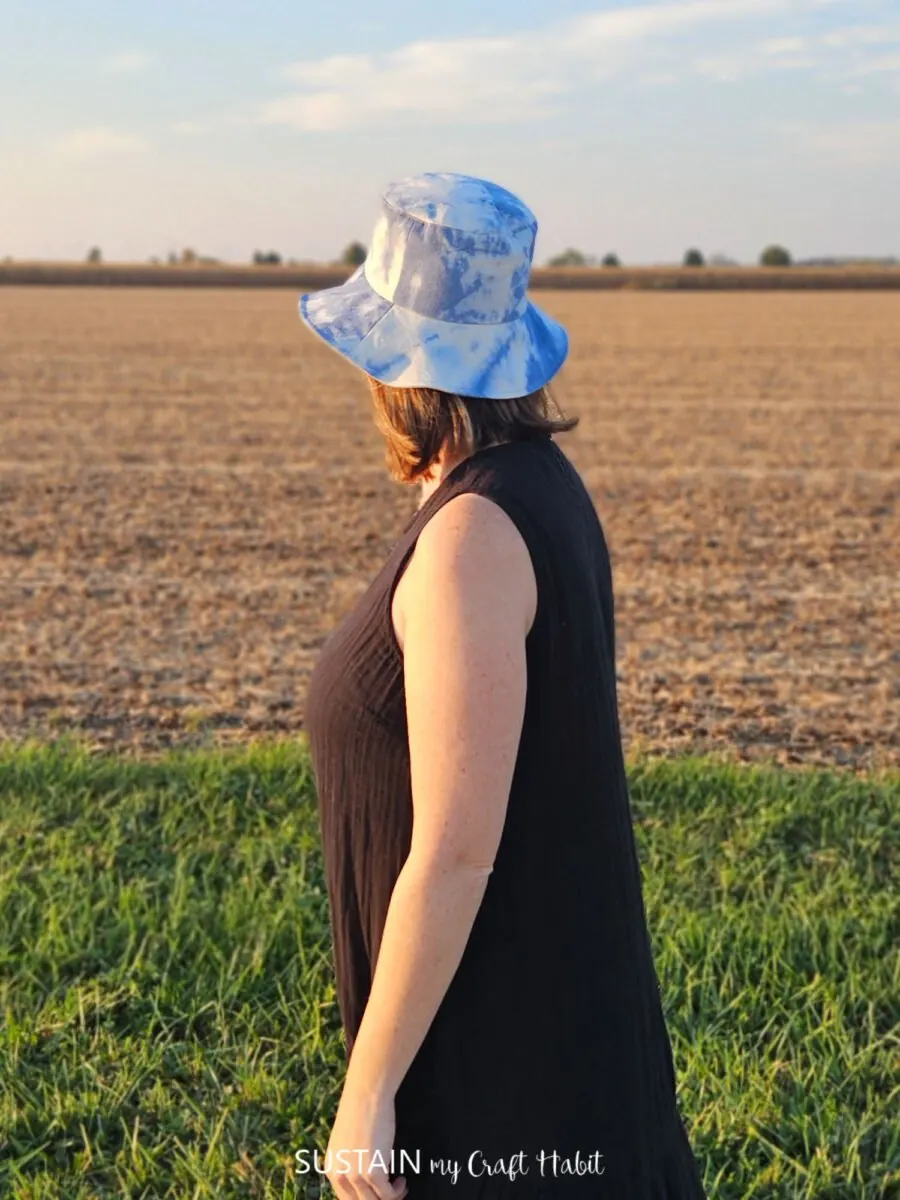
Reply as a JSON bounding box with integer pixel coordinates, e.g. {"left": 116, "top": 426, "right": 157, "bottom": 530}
{"left": 2, "top": 0, "right": 899, "bottom": 265}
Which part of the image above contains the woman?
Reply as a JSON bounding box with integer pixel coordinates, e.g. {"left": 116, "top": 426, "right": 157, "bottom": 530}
{"left": 300, "top": 173, "right": 708, "bottom": 1199}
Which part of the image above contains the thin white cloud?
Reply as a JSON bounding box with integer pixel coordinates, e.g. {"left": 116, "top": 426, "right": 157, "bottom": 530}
{"left": 259, "top": 0, "right": 861, "bottom": 131}
{"left": 561, "top": 0, "right": 804, "bottom": 47}
{"left": 103, "top": 50, "right": 154, "bottom": 74}
{"left": 692, "top": 35, "right": 816, "bottom": 79}
{"left": 267, "top": 37, "right": 567, "bottom": 130}
{"left": 844, "top": 52, "right": 900, "bottom": 76}
{"left": 172, "top": 121, "right": 208, "bottom": 136}
{"left": 760, "top": 36, "right": 809, "bottom": 54}
{"left": 780, "top": 119, "right": 900, "bottom": 167}
{"left": 638, "top": 69, "right": 683, "bottom": 84}
{"left": 821, "top": 23, "right": 900, "bottom": 47}
{"left": 692, "top": 52, "right": 752, "bottom": 81}
{"left": 810, "top": 22, "right": 900, "bottom": 88}
{"left": 52, "top": 127, "right": 150, "bottom": 160}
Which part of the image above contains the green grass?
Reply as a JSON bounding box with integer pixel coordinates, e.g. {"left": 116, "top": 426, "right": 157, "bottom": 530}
{"left": 0, "top": 734, "right": 897, "bottom": 1199}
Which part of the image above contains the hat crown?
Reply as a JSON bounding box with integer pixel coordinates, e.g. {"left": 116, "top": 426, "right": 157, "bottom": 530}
{"left": 364, "top": 172, "right": 538, "bottom": 326}
{"left": 383, "top": 172, "right": 538, "bottom": 237}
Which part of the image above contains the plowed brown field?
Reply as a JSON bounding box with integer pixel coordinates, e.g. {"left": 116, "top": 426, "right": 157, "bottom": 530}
{"left": 1, "top": 287, "right": 896, "bottom": 770}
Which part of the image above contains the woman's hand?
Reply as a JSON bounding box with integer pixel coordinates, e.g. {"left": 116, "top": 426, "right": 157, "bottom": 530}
{"left": 325, "top": 1084, "right": 408, "bottom": 1199}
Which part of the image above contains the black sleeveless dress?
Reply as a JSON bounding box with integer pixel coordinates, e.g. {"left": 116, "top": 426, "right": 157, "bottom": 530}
{"left": 305, "top": 435, "right": 708, "bottom": 1199}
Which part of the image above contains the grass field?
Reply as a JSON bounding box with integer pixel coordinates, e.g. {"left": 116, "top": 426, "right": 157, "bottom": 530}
{"left": 1, "top": 738, "right": 897, "bottom": 1198}
{"left": 1, "top": 286, "right": 897, "bottom": 769}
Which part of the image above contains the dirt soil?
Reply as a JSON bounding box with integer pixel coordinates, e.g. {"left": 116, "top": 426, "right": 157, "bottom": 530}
{"left": 1, "top": 287, "right": 896, "bottom": 772}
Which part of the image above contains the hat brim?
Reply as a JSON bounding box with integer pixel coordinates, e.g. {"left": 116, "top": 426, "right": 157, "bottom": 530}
{"left": 298, "top": 264, "right": 568, "bottom": 400}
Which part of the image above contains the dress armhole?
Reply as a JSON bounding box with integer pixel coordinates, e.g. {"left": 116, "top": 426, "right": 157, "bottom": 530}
{"left": 382, "top": 484, "right": 548, "bottom": 661}
{"left": 384, "top": 540, "right": 418, "bottom": 660}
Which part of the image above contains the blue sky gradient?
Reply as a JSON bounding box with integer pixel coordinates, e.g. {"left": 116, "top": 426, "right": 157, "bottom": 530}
{"left": 3, "top": 0, "right": 899, "bottom": 263}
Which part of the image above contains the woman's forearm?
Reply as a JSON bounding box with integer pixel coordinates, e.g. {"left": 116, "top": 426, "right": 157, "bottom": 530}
{"left": 343, "top": 850, "right": 493, "bottom": 1100}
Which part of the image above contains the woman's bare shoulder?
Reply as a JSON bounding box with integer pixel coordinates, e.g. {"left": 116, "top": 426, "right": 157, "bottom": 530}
{"left": 394, "top": 493, "right": 537, "bottom": 648}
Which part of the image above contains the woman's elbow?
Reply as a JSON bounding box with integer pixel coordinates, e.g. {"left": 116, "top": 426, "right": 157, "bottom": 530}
{"left": 405, "top": 846, "right": 495, "bottom": 888}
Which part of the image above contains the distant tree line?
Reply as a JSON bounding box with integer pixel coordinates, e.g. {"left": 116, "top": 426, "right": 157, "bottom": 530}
{"left": 70, "top": 242, "right": 900, "bottom": 271}
{"left": 78, "top": 242, "right": 371, "bottom": 267}
{"left": 251, "top": 242, "right": 366, "bottom": 267}
{"left": 85, "top": 247, "right": 224, "bottom": 266}
{"left": 545, "top": 245, "right": 796, "bottom": 267}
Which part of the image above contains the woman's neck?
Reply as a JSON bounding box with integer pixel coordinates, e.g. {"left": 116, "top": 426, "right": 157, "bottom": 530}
{"left": 416, "top": 439, "right": 505, "bottom": 506}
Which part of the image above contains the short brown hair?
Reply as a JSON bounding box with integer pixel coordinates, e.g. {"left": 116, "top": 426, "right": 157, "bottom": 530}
{"left": 367, "top": 376, "right": 578, "bottom": 484}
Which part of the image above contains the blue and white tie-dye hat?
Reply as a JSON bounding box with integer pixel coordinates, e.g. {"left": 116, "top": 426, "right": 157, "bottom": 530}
{"left": 298, "top": 171, "right": 569, "bottom": 400}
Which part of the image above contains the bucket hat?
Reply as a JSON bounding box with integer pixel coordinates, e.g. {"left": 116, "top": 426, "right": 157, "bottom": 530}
{"left": 298, "top": 171, "right": 569, "bottom": 400}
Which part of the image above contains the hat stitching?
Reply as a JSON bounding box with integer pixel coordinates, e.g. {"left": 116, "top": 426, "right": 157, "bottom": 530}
{"left": 357, "top": 281, "right": 532, "bottom": 329}
{"left": 381, "top": 192, "right": 536, "bottom": 242}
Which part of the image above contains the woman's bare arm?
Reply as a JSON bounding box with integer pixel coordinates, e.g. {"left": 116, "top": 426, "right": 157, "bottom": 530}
{"left": 343, "top": 491, "right": 536, "bottom": 1099}
{"left": 348, "top": 492, "right": 540, "bottom": 1099}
